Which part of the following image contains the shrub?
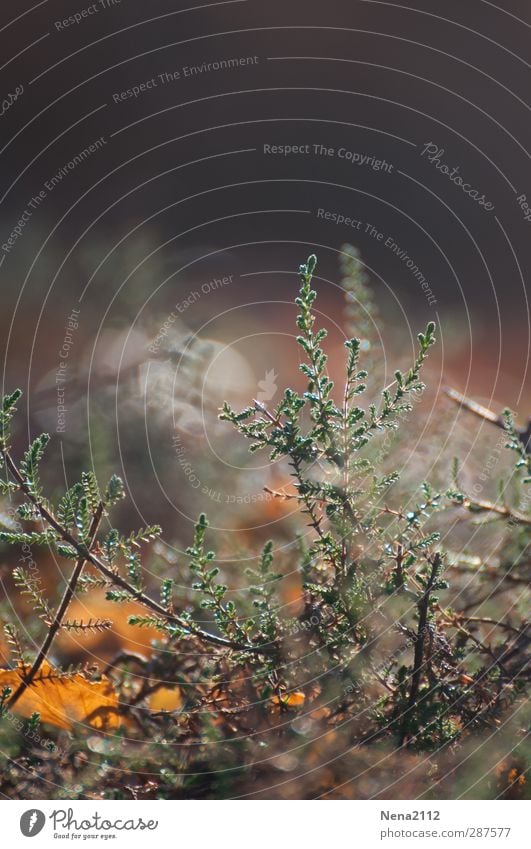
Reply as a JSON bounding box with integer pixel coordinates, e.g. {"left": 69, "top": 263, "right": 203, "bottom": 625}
{"left": 0, "top": 253, "right": 528, "bottom": 799}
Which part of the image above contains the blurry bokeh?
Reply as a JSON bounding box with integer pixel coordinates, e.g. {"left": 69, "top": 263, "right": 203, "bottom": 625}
{"left": 0, "top": 0, "right": 529, "bottom": 799}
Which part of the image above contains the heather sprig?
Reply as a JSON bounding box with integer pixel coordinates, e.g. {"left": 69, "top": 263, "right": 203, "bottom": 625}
{"left": 0, "top": 251, "right": 527, "bottom": 764}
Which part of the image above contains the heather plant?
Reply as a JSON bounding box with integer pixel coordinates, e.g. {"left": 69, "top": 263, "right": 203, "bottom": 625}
{"left": 0, "top": 253, "right": 528, "bottom": 799}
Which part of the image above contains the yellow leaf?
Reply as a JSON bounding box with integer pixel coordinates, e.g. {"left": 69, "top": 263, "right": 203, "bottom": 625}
{"left": 0, "top": 662, "right": 120, "bottom": 731}
{"left": 148, "top": 686, "right": 182, "bottom": 712}
{"left": 56, "top": 590, "right": 159, "bottom": 660}
{"left": 271, "top": 691, "right": 305, "bottom": 708}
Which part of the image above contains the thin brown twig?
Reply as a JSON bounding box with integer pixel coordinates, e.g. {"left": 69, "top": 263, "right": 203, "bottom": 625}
{"left": 263, "top": 485, "right": 329, "bottom": 504}
{"left": 252, "top": 400, "right": 282, "bottom": 428}
{"left": 445, "top": 387, "right": 504, "bottom": 428}
{"left": 447, "top": 560, "right": 529, "bottom": 585}
{"left": 460, "top": 616, "right": 527, "bottom": 635}
{"left": 377, "top": 505, "right": 406, "bottom": 520}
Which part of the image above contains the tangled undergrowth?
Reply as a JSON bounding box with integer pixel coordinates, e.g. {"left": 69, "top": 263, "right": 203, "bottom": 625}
{"left": 0, "top": 252, "right": 528, "bottom": 799}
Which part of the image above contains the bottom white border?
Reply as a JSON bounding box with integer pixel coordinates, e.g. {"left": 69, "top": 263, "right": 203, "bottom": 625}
{"left": 1, "top": 799, "right": 528, "bottom": 848}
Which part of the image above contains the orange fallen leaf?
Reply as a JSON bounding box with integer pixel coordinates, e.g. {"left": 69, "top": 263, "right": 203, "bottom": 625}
{"left": 0, "top": 662, "right": 120, "bottom": 731}
{"left": 271, "top": 691, "right": 305, "bottom": 708}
